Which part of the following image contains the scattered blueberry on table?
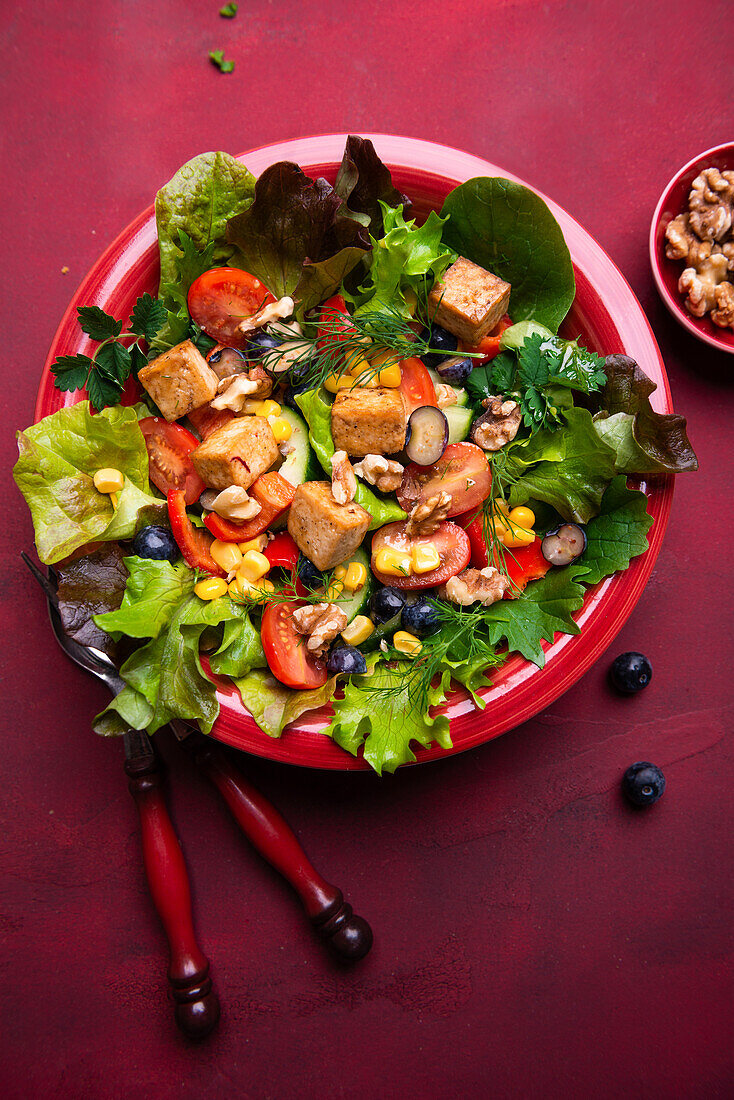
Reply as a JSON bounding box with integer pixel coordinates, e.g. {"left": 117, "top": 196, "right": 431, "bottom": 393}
{"left": 610, "top": 651, "right": 653, "bottom": 693}
{"left": 622, "top": 762, "right": 666, "bottom": 807}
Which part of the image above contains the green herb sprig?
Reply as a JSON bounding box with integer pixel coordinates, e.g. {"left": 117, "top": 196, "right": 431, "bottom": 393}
{"left": 50, "top": 294, "right": 166, "bottom": 411}
{"left": 209, "top": 50, "right": 235, "bottom": 73}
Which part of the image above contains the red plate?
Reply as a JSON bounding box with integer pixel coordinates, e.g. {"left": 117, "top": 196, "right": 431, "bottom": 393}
{"left": 649, "top": 141, "right": 734, "bottom": 355}
{"left": 35, "top": 134, "right": 675, "bottom": 770}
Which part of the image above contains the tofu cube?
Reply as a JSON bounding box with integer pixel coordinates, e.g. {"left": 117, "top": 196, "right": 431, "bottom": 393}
{"left": 428, "top": 257, "right": 511, "bottom": 344}
{"left": 191, "top": 417, "right": 279, "bottom": 491}
{"left": 138, "top": 340, "right": 219, "bottom": 422}
{"left": 331, "top": 387, "right": 406, "bottom": 458}
{"left": 287, "top": 481, "right": 370, "bottom": 571}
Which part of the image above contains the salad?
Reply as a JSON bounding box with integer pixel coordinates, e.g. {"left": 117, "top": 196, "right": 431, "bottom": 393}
{"left": 14, "top": 136, "right": 698, "bottom": 774}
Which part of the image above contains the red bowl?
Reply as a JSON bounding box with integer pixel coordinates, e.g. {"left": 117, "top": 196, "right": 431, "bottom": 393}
{"left": 649, "top": 141, "right": 734, "bottom": 354}
{"left": 36, "top": 133, "right": 675, "bottom": 770}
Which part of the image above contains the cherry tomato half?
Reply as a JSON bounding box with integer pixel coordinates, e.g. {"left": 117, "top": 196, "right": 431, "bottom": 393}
{"left": 166, "top": 490, "right": 223, "bottom": 576}
{"left": 187, "top": 267, "right": 275, "bottom": 348}
{"left": 187, "top": 404, "right": 235, "bottom": 440}
{"left": 139, "top": 417, "right": 205, "bottom": 505}
{"left": 460, "top": 314, "right": 513, "bottom": 362}
{"left": 397, "top": 442, "right": 492, "bottom": 518}
{"left": 203, "top": 471, "right": 296, "bottom": 542}
{"left": 370, "top": 520, "right": 470, "bottom": 590}
{"left": 260, "top": 602, "right": 328, "bottom": 689}
{"left": 399, "top": 356, "right": 437, "bottom": 413}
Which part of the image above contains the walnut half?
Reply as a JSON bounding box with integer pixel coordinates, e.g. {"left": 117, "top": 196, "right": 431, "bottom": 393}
{"left": 331, "top": 450, "right": 357, "bottom": 505}
{"left": 439, "top": 566, "right": 510, "bottom": 607}
{"left": 405, "top": 491, "right": 452, "bottom": 537}
{"left": 712, "top": 282, "right": 734, "bottom": 329}
{"left": 352, "top": 454, "right": 404, "bottom": 493}
{"left": 470, "top": 396, "right": 522, "bottom": 452}
{"left": 292, "top": 602, "right": 348, "bottom": 657}
{"left": 679, "top": 253, "right": 729, "bottom": 317}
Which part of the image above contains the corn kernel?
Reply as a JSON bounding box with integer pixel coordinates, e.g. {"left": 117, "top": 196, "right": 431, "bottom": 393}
{"left": 269, "top": 417, "right": 292, "bottom": 443}
{"left": 334, "top": 564, "right": 348, "bottom": 580}
{"left": 237, "top": 550, "right": 271, "bottom": 583}
{"left": 323, "top": 578, "right": 345, "bottom": 600}
{"left": 412, "top": 544, "right": 440, "bottom": 574}
{"left": 341, "top": 615, "right": 374, "bottom": 646}
{"left": 502, "top": 526, "right": 536, "bottom": 549}
{"left": 343, "top": 561, "right": 367, "bottom": 592}
{"left": 195, "top": 577, "right": 228, "bottom": 601}
{"left": 228, "top": 576, "right": 274, "bottom": 603}
{"left": 348, "top": 355, "right": 372, "bottom": 378}
{"left": 257, "top": 399, "right": 281, "bottom": 418}
{"left": 248, "top": 578, "right": 275, "bottom": 601}
{"left": 393, "top": 630, "right": 422, "bottom": 657}
{"left": 210, "top": 539, "right": 243, "bottom": 573}
{"left": 374, "top": 546, "right": 413, "bottom": 577}
{"left": 494, "top": 498, "right": 511, "bottom": 518}
{"left": 324, "top": 373, "right": 358, "bottom": 393}
{"left": 93, "top": 468, "right": 124, "bottom": 494}
{"left": 239, "top": 534, "right": 268, "bottom": 554}
{"left": 242, "top": 399, "right": 267, "bottom": 414}
{"left": 375, "top": 362, "right": 402, "bottom": 387}
{"left": 109, "top": 492, "right": 119, "bottom": 509}
{"left": 508, "top": 506, "right": 535, "bottom": 529}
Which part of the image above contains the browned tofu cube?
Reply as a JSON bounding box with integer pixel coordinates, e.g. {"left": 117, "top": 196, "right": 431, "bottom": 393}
{"left": 191, "top": 417, "right": 279, "bottom": 491}
{"left": 138, "top": 340, "right": 219, "bottom": 422}
{"left": 331, "top": 387, "right": 406, "bottom": 458}
{"left": 287, "top": 481, "right": 370, "bottom": 571}
{"left": 428, "top": 257, "right": 511, "bottom": 344}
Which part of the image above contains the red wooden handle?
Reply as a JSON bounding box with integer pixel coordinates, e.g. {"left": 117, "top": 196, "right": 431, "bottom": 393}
{"left": 125, "top": 755, "right": 220, "bottom": 1038}
{"left": 193, "top": 741, "right": 372, "bottom": 961}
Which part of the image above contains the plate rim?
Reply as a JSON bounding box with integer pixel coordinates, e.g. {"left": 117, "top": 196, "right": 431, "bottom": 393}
{"left": 35, "top": 132, "right": 675, "bottom": 770}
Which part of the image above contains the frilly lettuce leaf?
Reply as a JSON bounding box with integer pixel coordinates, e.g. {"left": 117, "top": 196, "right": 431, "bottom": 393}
{"left": 440, "top": 177, "right": 575, "bottom": 332}
{"left": 593, "top": 355, "right": 698, "bottom": 474}
{"left": 226, "top": 162, "right": 370, "bottom": 310}
{"left": 234, "top": 669, "right": 338, "bottom": 739}
{"left": 94, "top": 557, "right": 194, "bottom": 641}
{"left": 334, "top": 135, "right": 410, "bottom": 234}
{"left": 295, "top": 387, "right": 406, "bottom": 528}
{"left": 13, "top": 402, "right": 164, "bottom": 564}
{"left": 324, "top": 655, "right": 451, "bottom": 775}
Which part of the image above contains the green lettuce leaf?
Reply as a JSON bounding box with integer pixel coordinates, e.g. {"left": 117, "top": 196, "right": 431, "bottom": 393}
{"left": 94, "top": 684, "right": 155, "bottom": 737}
{"left": 334, "top": 135, "right": 410, "bottom": 234}
{"left": 351, "top": 203, "right": 455, "bottom": 319}
{"left": 155, "top": 151, "right": 256, "bottom": 289}
{"left": 234, "top": 669, "right": 338, "bottom": 738}
{"left": 209, "top": 614, "right": 266, "bottom": 678}
{"left": 324, "top": 655, "right": 451, "bottom": 775}
{"left": 13, "top": 402, "right": 164, "bottom": 564}
{"left": 55, "top": 544, "right": 128, "bottom": 657}
{"left": 295, "top": 387, "right": 406, "bottom": 528}
{"left": 480, "top": 564, "right": 588, "bottom": 667}
{"left": 440, "top": 177, "right": 575, "bottom": 332}
{"left": 507, "top": 407, "right": 618, "bottom": 523}
{"left": 226, "top": 162, "right": 369, "bottom": 310}
{"left": 94, "top": 557, "right": 194, "bottom": 641}
{"left": 594, "top": 355, "right": 698, "bottom": 474}
{"left": 574, "top": 475, "right": 653, "bottom": 586}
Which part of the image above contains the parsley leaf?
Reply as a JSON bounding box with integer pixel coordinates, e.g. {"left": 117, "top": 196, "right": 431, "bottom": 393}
{"left": 77, "top": 306, "right": 123, "bottom": 341}
{"left": 219, "top": 1, "right": 238, "bottom": 14}
{"left": 129, "top": 292, "right": 167, "bottom": 341}
{"left": 517, "top": 333, "right": 551, "bottom": 390}
{"left": 96, "top": 341, "right": 132, "bottom": 382}
{"left": 480, "top": 564, "right": 588, "bottom": 666}
{"left": 574, "top": 476, "right": 653, "bottom": 586}
{"left": 85, "top": 370, "right": 124, "bottom": 411}
{"left": 50, "top": 353, "right": 93, "bottom": 392}
{"left": 209, "top": 50, "right": 235, "bottom": 73}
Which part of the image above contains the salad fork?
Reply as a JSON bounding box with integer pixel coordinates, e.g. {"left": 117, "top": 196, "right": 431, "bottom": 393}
{"left": 21, "top": 552, "right": 220, "bottom": 1040}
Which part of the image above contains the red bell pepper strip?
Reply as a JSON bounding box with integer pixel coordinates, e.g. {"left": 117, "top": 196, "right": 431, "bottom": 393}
{"left": 460, "top": 314, "right": 513, "bottom": 362}
{"left": 264, "top": 531, "right": 300, "bottom": 571}
{"left": 166, "top": 490, "right": 224, "bottom": 576}
{"left": 203, "top": 472, "right": 296, "bottom": 543}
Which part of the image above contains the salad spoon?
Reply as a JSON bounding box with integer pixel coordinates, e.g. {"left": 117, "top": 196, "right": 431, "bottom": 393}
{"left": 21, "top": 552, "right": 220, "bottom": 1039}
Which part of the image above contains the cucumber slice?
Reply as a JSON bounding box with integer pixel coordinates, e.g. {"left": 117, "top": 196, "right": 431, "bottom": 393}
{"left": 278, "top": 407, "right": 320, "bottom": 487}
{"left": 444, "top": 404, "right": 474, "bottom": 443}
{"left": 426, "top": 367, "right": 469, "bottom": 406}
{"left": 335, "top": 547, "right": 373, "bottom": 624}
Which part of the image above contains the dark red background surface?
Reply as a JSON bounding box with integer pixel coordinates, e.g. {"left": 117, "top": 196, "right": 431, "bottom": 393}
{"left": 1, "top": 2, "right": 732, "bottom": 1097}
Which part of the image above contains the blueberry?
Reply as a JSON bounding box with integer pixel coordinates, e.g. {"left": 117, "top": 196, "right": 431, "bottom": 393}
{"left": 401, "top": 597, "right": 440, "bottom": 637}
{"left": 296, "top": 554, "right": 324, "bottom": 589}
{"left": 283, "top": 363, "right": 315, "bottom": 410}
{"left": 622, "top": 761, "right": 666, "bottom": 807}
{"left": 610, "top": 652, "right": 653, "bottom": 694}
{"left": 436, "top": 356, "right": 472, "bottom": 385}
{"left": 370, "top": 586, "right": 406, "bottom": 624}
{"left": 422, "top": 324, "right": 458, "bottom": 368}
{"left": 132, "top": 525, "right": 178, "bottom": 563}
{"left": 246, "top": 331, "right": 281, "bottom": 361}
{"left": 327, "top": 645, "right": 367, "bottom": 676}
